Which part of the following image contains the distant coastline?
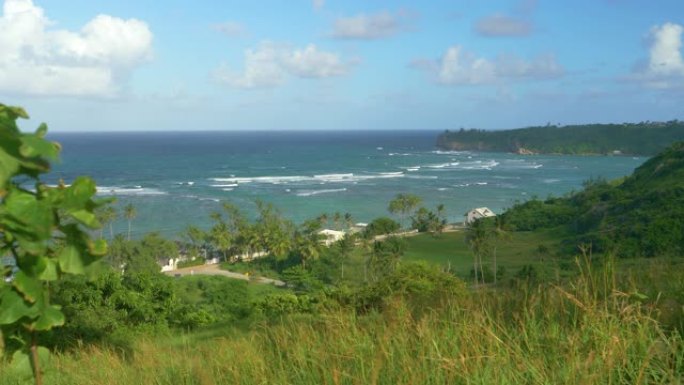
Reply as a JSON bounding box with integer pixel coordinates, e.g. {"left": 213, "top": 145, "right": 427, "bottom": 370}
{"left": 436, "top": 121, "right": 684, "bottom": 156}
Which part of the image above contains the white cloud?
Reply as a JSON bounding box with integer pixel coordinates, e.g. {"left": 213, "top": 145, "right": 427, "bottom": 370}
{"left": 414, "top": 45, "right": 563, "bottom": 86}
{"left": 474, "top": 14, "right": 532, "bottom": 37}
{"left": 632, "top": 22, "right": 684, "bottom": 89}
{"left": 312, "top": 0, "right": 324, "bottom": 11}
{"left": 282, "top": 45, "right": 350, "bottom": 78}
{"left": 331, "top": 11, "right": 412, "bottom": 40}
{"left": 214, "top": 42, "right": 353, "bottom": 89}
{"left": 0, "top": 0, "right": 152, "bottom": 97}
{"left": 212, "top": 21, "right": 247, "bottom": 38}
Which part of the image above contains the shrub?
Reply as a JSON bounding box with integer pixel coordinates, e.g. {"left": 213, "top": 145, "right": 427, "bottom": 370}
{"left": 363, "top": 217, "right": 401, "bottom": 238}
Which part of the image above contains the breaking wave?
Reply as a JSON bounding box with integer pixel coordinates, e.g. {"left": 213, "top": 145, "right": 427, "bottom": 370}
{"left": 97, "top": 186, "right": 167, "bottom": 196}
{"left": 295, "top": 188, "right": 348, "bottom": 197}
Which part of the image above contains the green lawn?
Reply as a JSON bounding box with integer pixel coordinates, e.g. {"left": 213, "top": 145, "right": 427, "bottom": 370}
{"left": 403, "top": 229, "right": 568, "bottom": 277}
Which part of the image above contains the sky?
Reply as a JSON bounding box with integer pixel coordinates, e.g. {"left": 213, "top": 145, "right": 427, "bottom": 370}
{"left": 1, "top": 0, "right": 684, "bottom": 132}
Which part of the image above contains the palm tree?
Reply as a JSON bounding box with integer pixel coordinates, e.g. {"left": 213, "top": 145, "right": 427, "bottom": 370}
{"left": 124, "top": 203, "right": 137, "bottom": 241}
{"left": 388, "top": 193, "right": 422, "bottom": 230}
{"left": 295, "top": 219, "right": 322, "bottom": 268}
{"left": 492, "top": 215, "right": 511, "bottom": 285}
{"left": 465, "top": 218, "right": 490, "bottom": 285}
{"left": 183, "top": 225, "right": 206, "bottom": 260}
{"left": 332, "top": 211, "right": 342, "bottom": 231}
{"left": 336, "top": 234, "right": 355, "bottom": 279}
{"left": 435, "top": 204, "right": 447, "bottom": 234}
{"left": 344, "top": 212, "right": 354, "bottom": 230}
{"left": 369, "top": 236, "right": 406, "bottom": 281}
{"left": 95, "top": 206, "right": 118, "bottom": 239}
{"left": 316, "top": 213, "right": 329, "bottom": 228}
{"left": 209, "top": 212, "right": 232, "bottom": 261}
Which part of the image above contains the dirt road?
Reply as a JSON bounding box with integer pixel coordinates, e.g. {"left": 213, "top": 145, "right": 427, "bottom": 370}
{"left": 164, "top": 264, "right": 285, "bottom": 286}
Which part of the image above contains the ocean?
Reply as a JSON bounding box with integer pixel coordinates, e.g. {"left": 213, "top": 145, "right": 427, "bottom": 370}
{"left": 47, "top": 131, "right": 646, "bottom": 238}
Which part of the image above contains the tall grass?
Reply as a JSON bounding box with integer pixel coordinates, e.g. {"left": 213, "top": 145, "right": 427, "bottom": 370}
{"left": 2, "top": 259, "right": 683, "bottom": 385}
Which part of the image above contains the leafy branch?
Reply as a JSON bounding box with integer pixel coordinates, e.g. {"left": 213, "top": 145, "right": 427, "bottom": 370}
{"left": 0, "top": 103, "right": 108, "bottom": 384}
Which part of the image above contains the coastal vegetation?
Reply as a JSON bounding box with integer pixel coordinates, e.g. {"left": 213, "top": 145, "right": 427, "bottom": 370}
{"left": 502, "top": 141, "right": 684, "bottom": 258}
{"left": 436, "top": 120, "right": 684, "bottom": 155}
{"left": 2, "top": 104, "right": 684, "bottom": 384}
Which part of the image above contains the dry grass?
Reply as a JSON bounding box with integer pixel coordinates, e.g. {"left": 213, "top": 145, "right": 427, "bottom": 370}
{"left": 2, "top": 259, "right": 683, "bottom": 385}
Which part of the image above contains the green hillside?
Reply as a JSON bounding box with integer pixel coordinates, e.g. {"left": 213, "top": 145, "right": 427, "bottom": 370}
{"left": 436, "top": 121, "right": 684, "bottom": 155}
{"left": 503, "top": 142, "right": 684, "bottom": 257}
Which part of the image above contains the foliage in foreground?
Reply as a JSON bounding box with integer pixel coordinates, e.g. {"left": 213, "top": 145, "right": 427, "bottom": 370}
{"left": 2, "top": 259, "right": 682, "bottom": 385}
{"left": 0, "top": 104, "right": 107, "bottom": 382}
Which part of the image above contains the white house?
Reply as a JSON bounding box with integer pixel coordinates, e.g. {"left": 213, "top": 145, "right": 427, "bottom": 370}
{"left": 318, "top": 229, "right": 346, "bottom": 246}
{"left": 464, "top": 207, "right": 496, "bottom": 225}
{"left": 160, "top": 258, "right": 179, "bottom": 272}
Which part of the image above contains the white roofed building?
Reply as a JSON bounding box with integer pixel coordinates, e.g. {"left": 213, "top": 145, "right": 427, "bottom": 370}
{"left": 464, "top": 207, "right": 496, "bottom": 225}
{"left": 318, "top": 229, "right": 346, "bottom": 246}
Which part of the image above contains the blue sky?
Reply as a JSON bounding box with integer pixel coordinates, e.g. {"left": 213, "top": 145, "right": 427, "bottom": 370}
{"left": 1, "top": 0, "right": 683, "bottom": 131}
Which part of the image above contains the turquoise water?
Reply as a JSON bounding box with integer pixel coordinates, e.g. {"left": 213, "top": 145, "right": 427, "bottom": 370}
{"left": 48, "top": 131, "right": 646, "bottom": 238}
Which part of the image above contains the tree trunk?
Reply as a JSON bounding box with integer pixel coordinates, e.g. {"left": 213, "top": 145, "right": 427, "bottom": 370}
{"left": 493, "top": 246, "right": 497, "bottom": 285}
{"left": 31, "top": 332, "right": 43, "bottom": 385}
{"left": 479, "top": 254, "right": 485, "bottom": 285}
{"left": 473, "top": 256, "right": 478, "bottom": 286}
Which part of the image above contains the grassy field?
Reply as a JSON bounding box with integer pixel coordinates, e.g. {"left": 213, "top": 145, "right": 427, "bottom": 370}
{"left": 403, "top": 229, "right": 568, "bottom": 277}
{"left": 2, "top": 259, "right": 682, "bottom": 385}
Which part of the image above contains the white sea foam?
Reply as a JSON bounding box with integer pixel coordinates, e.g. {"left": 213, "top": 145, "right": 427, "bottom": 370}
{"left": 211, "top": 172, "right": 403, "bottom": 185}
{"left": 296, "top": 188, "right": 347, "bottom": 197}
{"left": 400, "top": 165, "right": 421, "bottom": 172}
{"left": 354, "top": 172, "right": 404, "bottom": 181}
{"left": 543, "top": 178, "right": 561, "bottom": 184}
{"left": 313, "top": 173, "right": 355, "bottom": 182}
{"left": 454, "top": 182, "right": 488, "bottom": 188}
{"left": 405, "top": 175, "right": 438, "bottom": 180}
{"left": 97, "top": 186, "right": 167, "bottom": 196}
{"left": 423, "top": 160, "right": 499, "bottom": 170}
{"left": 431, "top": 150, "right": 469, "bottom": 155}
{"left": 212, "top": 176, "right": 309, "bottom": 184}
{"left": 425, "top": 162, "right": 454, "bottom": 169}
{"left": 222, "top": 188, "right": 234, "bottom": 192}
{"left": 211, "top": 184, "right": 239, "bottom": 188}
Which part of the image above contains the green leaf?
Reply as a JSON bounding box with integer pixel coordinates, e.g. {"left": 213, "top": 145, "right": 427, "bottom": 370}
{"left": 60, "top": 176, "right": 97, "bottom": 211}
{"left": 58, "top": 246, "right": 84, "bottom": 275}
{"left": 88, "top": 238, "right": 108, "bottom": 256}
{"left": 9, "top": 350, "right": 33, "bottom": 380}
{"left": 38, "top": 259, "right": 59, "bottom": 281}
{"left": 4, "top": 189, "right": 53, "bottom": 240}
{"left": 19, "top": 135, "right": 59, "bottom": 160}
{"left": 34, "top": 305, "right": 64, "bottom": 331}
{"left": 69, "top": 209, "right": 100, "bottom": 228}
{"left": 0, "top": 148, "right": 20, "bottom": 187}
{"left": 8, "top": 347, "right": 50, "bottom": 380}
{"left": 13, "top": 246, "right": 49, "bottom": 276}
{"left": 35, "top": 123, "right": 48, "bottom": 138}
{"left": 12, "top": 271, "right": 43, "bottom": 303}
{"left": 0, "top": 289, "right": 36, "bottom": 325}
{"left": 13, "top": 235, "right": 47, "bottom": 258}
{"left": 9, "top": 106, "right": 30, "bottom": 119}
